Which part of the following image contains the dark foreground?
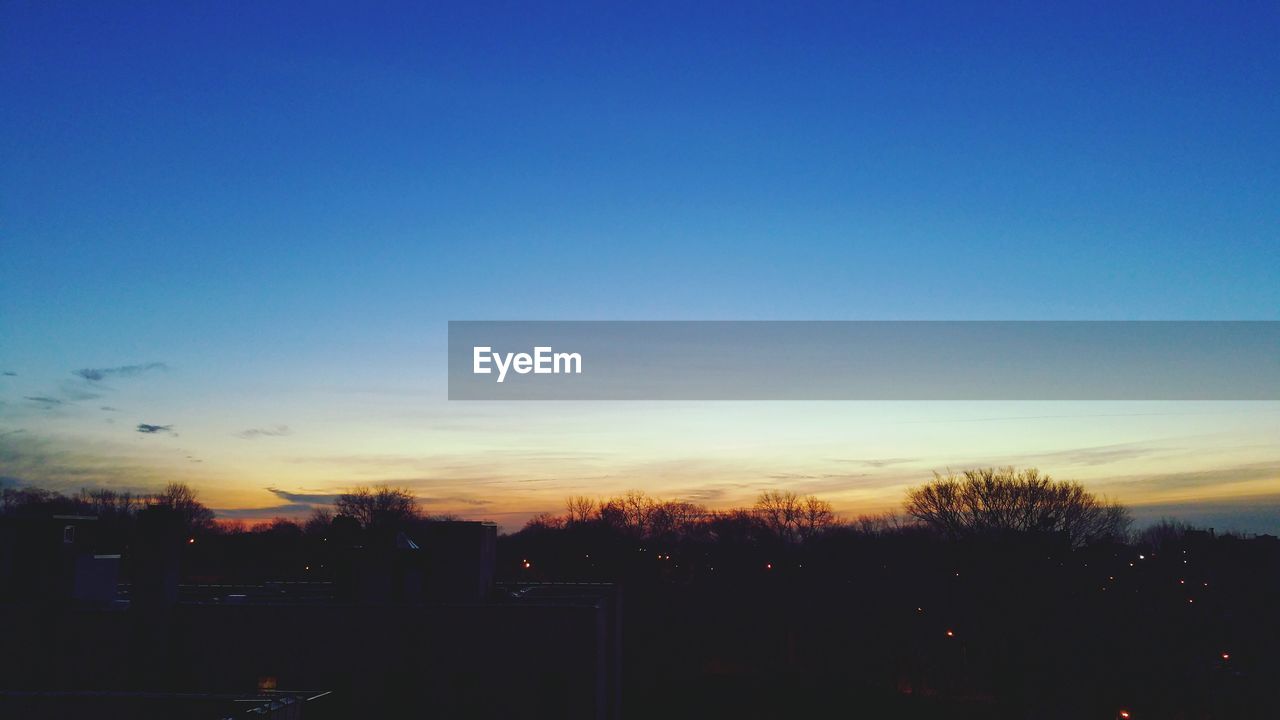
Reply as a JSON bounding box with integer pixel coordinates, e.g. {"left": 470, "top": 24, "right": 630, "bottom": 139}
{"left": 3, "top": 510, "right": 1277, "bottom": 718}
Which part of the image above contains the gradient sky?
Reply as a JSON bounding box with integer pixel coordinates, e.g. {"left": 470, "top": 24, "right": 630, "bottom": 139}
{"left": 2, "top": 2, "right": 1278, "bottom": 531}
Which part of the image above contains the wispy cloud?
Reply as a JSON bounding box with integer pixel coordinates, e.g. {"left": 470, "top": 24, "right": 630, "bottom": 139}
{"left": 136, "top": 423, "right": 174, "bottom": 435}
{"left": 0, "top": 431, "right": 181, "bottom": 493}
{"left": 212, "top": 503, "right": 315, "bottom": 520}
{"left": 1129, "top": 494, "right": 1280, "bottom": 535}
{"left": 1020, "top": 442, "right": 1166, "bottom": 467}
{"left": 265, "top": 487, "right": 342, "bottom": 504}
{"left": 1094, "top": 461, "right": 1280, "bottom": 501}
{"left": 74, "top": 362, "right": 167, "bottom": 382}
{"left": 830, "top": 457, "right": 919, "bottom": 468}
{"left": 24, "top": 396, "right": 64, "bottom": 407}
{"left": 10, "top": 363, "right": 166, "bottom": 414}
{"left": 58, "top": 381, "right": 102, "bottom": 402}
{"left": 424, "top": 495, "right": 492, "bottom": 507}
{"left": 236, "top": 425, "right": 292, "bottom": 439}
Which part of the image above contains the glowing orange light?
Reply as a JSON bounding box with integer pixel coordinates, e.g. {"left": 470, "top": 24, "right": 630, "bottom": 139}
{"left": 765, "top": 563, "right": 773, "bottom": 570}
{"left": 521, "top": 559, "right": 531, "bottom": 569}
{"left": 1221, "top": 653, "right": 1230, "bottom": 660}
{"left": 187, "top": 537, "right": 195, "bottom": 544}
{"left": 945, "top": 630, "right": 955, "bottom": 637}
{"left": 1119, "top": 711, "right": 1130, "bottom": 719}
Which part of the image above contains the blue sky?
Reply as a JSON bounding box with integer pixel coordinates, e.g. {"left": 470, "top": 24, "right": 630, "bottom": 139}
{"left": 2, "top": 2, "right": 1277, "bottom": 530}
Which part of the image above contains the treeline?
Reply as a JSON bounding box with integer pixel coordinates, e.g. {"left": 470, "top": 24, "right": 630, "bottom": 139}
{"left": 2, "top": 482, "right": 215, "bottom": 541}
{"left": 0, "top": 483, "right": 445, "bottom": 536}
{"left": 0, "top": 467, "right": 1210, "bottom": 551}
{"left": 1, "top": 483, "right": 443, "bottom": 583}
{"left": 517, "top": 467, "right": 1134, "bottom": 547}
{"left": 524, "top": 489, "right": 842, "bottom": 544}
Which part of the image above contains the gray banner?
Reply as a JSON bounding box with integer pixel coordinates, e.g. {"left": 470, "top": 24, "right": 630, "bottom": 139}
{"left": 447, "top": 321, "right": 1279, "bottom": 400}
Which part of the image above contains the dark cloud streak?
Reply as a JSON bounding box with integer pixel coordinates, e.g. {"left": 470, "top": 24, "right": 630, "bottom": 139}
{"left": 75, "top": 362, "right": 167, "bottom": 382}
{"left": 265, "top": 487, "right": 342, "bottom": 504}
{"left": 237, "top": 425, "right": 292, "bottom": 439}
{"left": 24, "top": 396, "right": 64, "bottom": 407}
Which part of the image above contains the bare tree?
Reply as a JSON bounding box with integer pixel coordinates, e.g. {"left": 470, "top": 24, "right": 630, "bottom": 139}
{"left": 150, "top": 482, "right": 215, "bottom": 534}
{"left": 524, "top": 511, "right": 564, "bottom": 531}
{"left": 1, "top": 486, "right": 58, "bottom": 514}
{"left": 796, "top": 495, "right": 836, "bottom": 540}
{"left": 620, "top": 490, "right": 656, "bottom": 535}
{"left": 304, "top": 508, "right": 334, "bottom": 537}
{"left": 598, "top": 497, "right": 628, "bottom": 530}
{"left": 565, "top": 496, "right": 597, "bottom": 524}
{"left": 754, "top": 490, "right": 803, "bottom": 542}
{"left": 1136, "top": 517, "right": 1194, "bottom": 551}
{"left": 649, "top": 500, "right": 708, "bottom": 538}
{"left": 706, "top": 508, "right": 764, "bottom": 544}
{"left": 905, "top": 467, "right": 1130, "bottom": 546}
{"left": 854, "top": 511, "right": 907, "bottom": 536}
{"left": 335, "top": 486, "right": 419, "bottom": 530}
{"left": 78, "top": 488, "right": 142, "bottom": 517}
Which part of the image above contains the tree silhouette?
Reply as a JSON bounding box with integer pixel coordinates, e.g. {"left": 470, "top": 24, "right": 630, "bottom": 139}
{"left": 149, "top": 482, "right": 215, "bottom": 534}
{"left": 754, "top": 490, "right": 802, "bottom": 541}
{"left": 905, "top": 467, "right": 1130, "bottom": 546}
{"left": 564, "top": 496, "right": 597, "bottom": 524}
{"left": 753, "top": 490, "right": 835, "bottom": 543}
{"left": 334, "top": 486, "right": 419, "bottom": 531}
{"left": 797, "top": 495, "right": 836, "bottom": 539}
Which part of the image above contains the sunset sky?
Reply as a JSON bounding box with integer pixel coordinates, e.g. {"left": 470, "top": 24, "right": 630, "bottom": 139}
{"left": 2, "top": 3, "right": 1277, "bottom": 532}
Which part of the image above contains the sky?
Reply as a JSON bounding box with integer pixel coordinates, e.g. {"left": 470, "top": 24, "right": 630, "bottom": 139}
{"left": 2, "top": 2, "right": 1278, "bottom": 532}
